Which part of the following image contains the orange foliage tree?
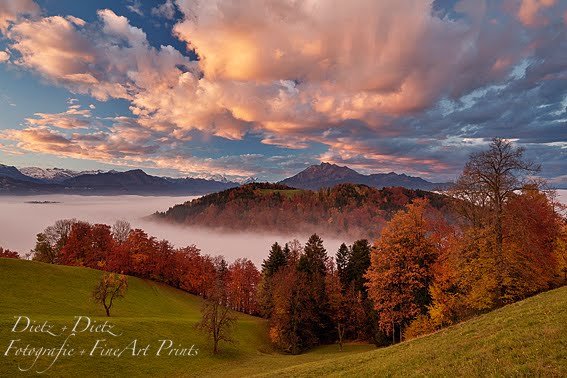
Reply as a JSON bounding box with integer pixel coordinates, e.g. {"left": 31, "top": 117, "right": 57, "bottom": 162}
{"left": 365, "top": 199, "right": 440, "bottom": 342}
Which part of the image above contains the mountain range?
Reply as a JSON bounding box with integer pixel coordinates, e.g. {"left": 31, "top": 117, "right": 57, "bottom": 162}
{"left": 278, "top": 162, "right": 448, "bottom": 190}
{"left": 0, "top": 162, "right": 448, "bottom": 195}
{"left": 0, "top": 165, "right": 239, "bottom": 195}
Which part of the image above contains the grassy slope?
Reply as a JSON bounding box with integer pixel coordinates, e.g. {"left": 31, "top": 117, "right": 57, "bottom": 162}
{"left": 0, "top": 259, "right": 372, "bottom": 377}
{"left": 257, "top": 288, "right": 567, "bottom": 378}
{"left": 0, "top": 259, "right": 565, "bottom": 377}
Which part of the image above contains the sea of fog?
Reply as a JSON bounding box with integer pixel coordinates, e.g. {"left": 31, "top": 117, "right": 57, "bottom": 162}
{"left": 0, "top": 194, "right": 347, "bottom": 266}
{"left": 1, "top": 190, "right": 565, "bottom": 266}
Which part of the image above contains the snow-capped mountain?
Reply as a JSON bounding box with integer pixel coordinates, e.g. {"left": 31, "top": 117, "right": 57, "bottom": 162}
{"left": 182, "top": 174, "right": 259, "bottom": 184}
{"left": 188, "top": 174, "right": 232, "bottom": 183}
{"left": 236, "top": 176, "right": 259, "bottom": 184}
{"left": 20, "top": 167, "right": 106, "bottom": 183}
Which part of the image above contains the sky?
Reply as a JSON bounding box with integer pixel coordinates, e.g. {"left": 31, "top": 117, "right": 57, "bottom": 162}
{"left": 0, "top": 0, "right": 565, "bottom": 184}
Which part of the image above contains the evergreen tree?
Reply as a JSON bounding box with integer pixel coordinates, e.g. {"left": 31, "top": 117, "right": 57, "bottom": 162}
{"left": 336, "top": 243, "right": 351, "bottom": 288}
{"left": 258, "top": 242, "right": 288, "bottom": 317}
{"left": 262, "top": 242, "right": 287, "bottom": 277}
{"left": 298, "top": 234, "right": 332, "bottom": 344}
{"left": 349, "top": 239, "right": 371, "bottom": 296}
{"left": 282, "top": 243, "right": 291, "bottom": 262}
{"left": 298, "top": 234, "right": 328, "bottom": 276}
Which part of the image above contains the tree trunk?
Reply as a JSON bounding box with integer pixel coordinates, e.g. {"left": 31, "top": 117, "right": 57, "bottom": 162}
{"left": 495, "top": 210, "right": 504, "bottom": 306}
{"left": 104, "top": 305, "right": 110, "bottom": 317}
{"left": 392, "top": 321, "right": 395, "bottom": 344}
{"left": 338, "top": 323, "right": 344, "bottom": 351}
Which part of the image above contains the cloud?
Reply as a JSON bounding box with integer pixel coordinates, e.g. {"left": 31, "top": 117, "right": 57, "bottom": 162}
{"left": 25, "top": 104, "right": 93, "bottom": 129}
{"left": 126, "top": 0, "right": 143, "bottom": 16}
{"left": 172, "top": 0, "right": 516, "bottom": 117}
{"left": 0, "top": 119, "right": 313, "bottom": 179}
{"left": 0, "top": 50, "right": 9, "bottom": 62}
{"left": 5, "top": 9, "right": 193, "bottom": 103}
{"left": 0, "top": 0, "right": 39, "bottom": 33}
{"left": 6, "top": 14, "right": 126, "bottom": 100}
{"left": 151, "top": 0, "right": 176, "bottom": 20}
{"left": 517, "top": 0, "right": 556, "bottom": 26}
{"left": 98, "top": 9, "right": 146, "bottom": 45}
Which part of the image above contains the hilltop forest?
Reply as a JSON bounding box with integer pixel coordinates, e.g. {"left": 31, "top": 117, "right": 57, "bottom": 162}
{"left": 153, "top": 183, "right": 450, "bottom": 239}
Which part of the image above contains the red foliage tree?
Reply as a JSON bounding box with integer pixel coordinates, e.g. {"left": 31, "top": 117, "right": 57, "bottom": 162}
{"left": 0, "top": 247, "right": 20, "bottom": 259}
{"left": 227, "top": 258, "right": 260, "bottom": 314}
{"left": 60, "top": 222, "right": 114, "bottom": 268}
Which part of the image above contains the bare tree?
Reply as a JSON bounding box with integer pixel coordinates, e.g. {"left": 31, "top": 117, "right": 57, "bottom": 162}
{"left": 451, "top": 138, "right": 540, "bottom": 302}
{"left": 92, "top": 272, "right": 128, "bottom": 317}
{"left": 112, "top": 220, "right": 131, "bottom": 244}
{"left": 32, "top": 219, "right": 77, "bottom": 263}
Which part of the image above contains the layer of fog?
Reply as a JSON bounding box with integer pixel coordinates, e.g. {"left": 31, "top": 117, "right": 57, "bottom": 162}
{"left": 0, "top": 195, "right": 348, "bottom": 266}
{"left": 556, "top": 189, "right": 567, "bottom": 207}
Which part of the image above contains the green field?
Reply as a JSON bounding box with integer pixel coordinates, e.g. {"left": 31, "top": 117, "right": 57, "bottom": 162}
{"left": 0, "top": 258, "right": 565, "bottom": 377}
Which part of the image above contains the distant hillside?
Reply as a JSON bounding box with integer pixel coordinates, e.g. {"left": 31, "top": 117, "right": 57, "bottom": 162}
{"left": 0, "top": 176, "right": 62, "bottom": 194}
{"left": 62, "top": 169, "right": 239, "bottom": 194}
{"left": 279, "top": 162, "right": 450, "bottom": 190}
{"left": 62, "top": 169, "right": 171, "bottom": 192}
{"left": 153, "top": 183, "right": 450, "bottom": 239}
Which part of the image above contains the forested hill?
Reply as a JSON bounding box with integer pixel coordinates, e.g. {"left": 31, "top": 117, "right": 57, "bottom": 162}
{"left": 152, "top": 183, "right": 450, "bottom": 239}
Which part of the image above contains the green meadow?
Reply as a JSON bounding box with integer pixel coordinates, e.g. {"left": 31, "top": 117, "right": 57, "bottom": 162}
{"left": 0, "top": 258, "right": 565, "bottom": 377}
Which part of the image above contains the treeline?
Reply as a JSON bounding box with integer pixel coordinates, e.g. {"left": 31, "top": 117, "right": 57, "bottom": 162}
{"left": 0, "top": 247, "right": 19, "bottom": 259}
{"left": 153, "top": 182, "right": 449, "bottom": 239}
{"left": 31, "top": 219, "right": 261, "bottom": 315}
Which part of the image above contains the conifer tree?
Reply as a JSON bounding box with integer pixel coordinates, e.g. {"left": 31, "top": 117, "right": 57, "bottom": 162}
{"left": 336, "top": 243, "right": 351, "bottom": 288}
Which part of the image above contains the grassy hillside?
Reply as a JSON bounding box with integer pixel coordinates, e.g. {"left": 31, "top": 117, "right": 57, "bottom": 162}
{"left": 0, "top": 258, "right": 565, "bottom": 377}
{"left": 255, "top": 287, "right": 567, "bottom": 378}
{"left": 0, "top": 258, "right": 372, "bottom": 377}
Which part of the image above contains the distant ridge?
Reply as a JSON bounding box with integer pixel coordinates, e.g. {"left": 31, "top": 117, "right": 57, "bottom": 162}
{"left": 0, "top": 164, "right": 42, "bottom": 183}
{"left": 19, "top": 167, "right": 104, "bottom": 183}
{"left": 0, "top": 165, "right": 238, "bottom": 195}
{"left": 279, "top": 162, "right": 449, "bottom": 191}
{"left": 0, "top": 162, "right": 449, "bottom": 195}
